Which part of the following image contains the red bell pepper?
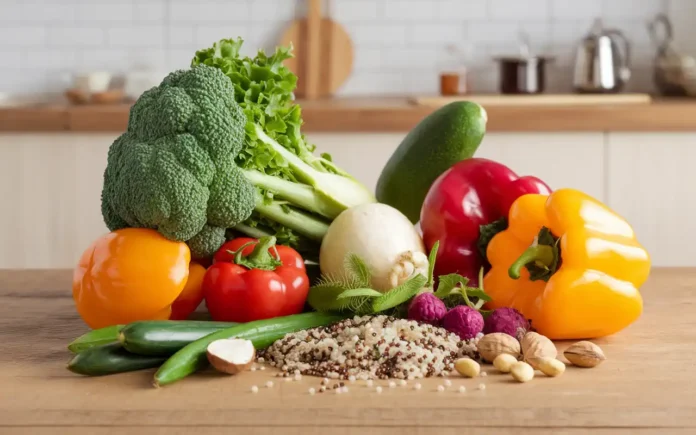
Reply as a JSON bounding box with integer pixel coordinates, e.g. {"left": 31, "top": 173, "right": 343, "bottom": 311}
{"left": 420, "top": 158, "right": 552, "bottom": 286}
{"left": 202, "top": 236, "right": 309, "bottom": 322}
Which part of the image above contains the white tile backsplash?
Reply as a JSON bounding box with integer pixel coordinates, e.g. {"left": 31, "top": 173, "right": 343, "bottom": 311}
{"left": 0, "top": 0, "right": 693, "bottom": 96}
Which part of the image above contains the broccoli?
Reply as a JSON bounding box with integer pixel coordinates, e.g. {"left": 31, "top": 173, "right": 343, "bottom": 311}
{"left": 102, "top": 39, "right": 375, "bottom": 260}
{"left": 101, "top": 65, "right": 256, "bottom": 258}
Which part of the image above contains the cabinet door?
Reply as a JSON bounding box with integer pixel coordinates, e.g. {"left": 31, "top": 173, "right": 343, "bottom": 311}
{"left": 0, "top": 134, "right": 113, "bottom": 269}
{"left": 607, "top": 133, "right": 696, "bottom": 267}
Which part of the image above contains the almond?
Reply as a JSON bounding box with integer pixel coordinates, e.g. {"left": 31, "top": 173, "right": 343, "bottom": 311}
{"left": 564, "top": 341, "right": 606, "bottom": 368}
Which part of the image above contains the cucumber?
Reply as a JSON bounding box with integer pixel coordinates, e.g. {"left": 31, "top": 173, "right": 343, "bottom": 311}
{"left": 154, "top": 312, "right": 347, "bottom": 387}
{"left": 120, "top": 320, "right": 238, "bottom": 356}
{"left": 67, "top": 343, "right": 166, "bottom": 376}
{"left": 376, "top": 101, "right": 487, "bottom": 223}
{"left": 68, "top": 324, "right": 124, "bottom": 353}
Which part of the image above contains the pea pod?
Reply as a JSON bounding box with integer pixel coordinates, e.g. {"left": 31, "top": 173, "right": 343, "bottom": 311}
{"left": 154, "top": 312, "right": 346, "bottom": 387}
{"left": 68, "top": 325, "right": 124, "bottom": 353}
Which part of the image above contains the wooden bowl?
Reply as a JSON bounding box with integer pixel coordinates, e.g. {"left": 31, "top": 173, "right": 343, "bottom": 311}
{"left": 90, "top": 89, "right": 125, "bottom": 104}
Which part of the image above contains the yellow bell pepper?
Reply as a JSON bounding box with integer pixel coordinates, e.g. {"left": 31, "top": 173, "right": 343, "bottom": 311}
{"left": 483, "top": 188, "right": 651, "bottom": 339}
{"left": 72, "top": 228, "right": 202, "bottom": 329}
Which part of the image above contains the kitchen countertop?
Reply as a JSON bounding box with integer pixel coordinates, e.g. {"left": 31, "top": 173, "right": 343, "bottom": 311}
{"left": 2, "top": 268, "right": 696, "bottom": 434}
{"left": 3, "top": 97, "right": 696, "bottom": 133}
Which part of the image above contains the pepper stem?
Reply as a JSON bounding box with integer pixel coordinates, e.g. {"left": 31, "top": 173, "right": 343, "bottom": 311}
{"left": 232, "top": 236, "right": 283, "bottom": 271}
{"left": 508, "top": 245, "right": 555, "bottom": 280}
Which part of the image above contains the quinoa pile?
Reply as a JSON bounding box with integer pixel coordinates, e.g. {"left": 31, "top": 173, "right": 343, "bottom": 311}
{"left": 259, "top": 315, "right": 482, "bottom": 380}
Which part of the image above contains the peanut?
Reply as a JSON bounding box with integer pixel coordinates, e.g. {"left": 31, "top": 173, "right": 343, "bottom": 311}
{"left": 537, "top": 357, "right": 566, "bottom": 377}
{"left": 510, "top": 361, "right": 534, "bottom": 383}
{"left": 493, "top": 353, "right": 518, "bottom": 373}
{"left": 454, "top": 358, "right": 481, "bottom": 378}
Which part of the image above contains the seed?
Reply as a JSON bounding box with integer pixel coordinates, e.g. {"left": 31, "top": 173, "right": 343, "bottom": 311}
{"left": 399, "top": 379, "right": 407, "bottom": 386}
{"left": 335, "top": 387, "right": 342, "bottom": 394}
{"left": 322, "top": 378, "right": 329, "bottom": 385}
{"left": 260, "top": 366, "right": 266, "bottom": 371}
{"left": 366, "top": 380, "right": 374, "bottom": 387}
{"left": 437, "top": 385, "right": 445, "bottom": 392}
{"left": 537, "top": 358, "right": 566, "bottom": 377}
{"left": 319, "top": 386, "right": 326, "bottom": 392}
{"left": 376, "top": 386, "right": 383, "bottom": 394}
{"left": 510, "top": 361, "right": 535, "bottom": 383}
{"left": 481, "top": 371, "right": 487, "bottom": 377}
{"left": 444, "top": 379, "right": 452, "bottom": 387}
{"left": 414, "top": 383, "right": 422, "bottom": 390}
{"left": 349, "top": 375, "right": 356, "bottom": 383}
{"left": 389, "top": 381, "right": 396, "bottom": 388}
{"left": 251, "top": 385, "right": 259, "bottom": 393}
{"left": 459, "top": 386, "right": 466, "bottom": 393}
{"left": 493, "top": 354, "right": 518, "bottom": 373}
{"left": 309, "top": 388, "right": 316, "bottom": 395}
{"left": 341, "top": 386, "right": 349, "bottom": 393}
{"left": 454, "top": 358, "right": 480, "bottom": 378}
{"left": 265, "top": 381, "right": 273, "bottom": 388}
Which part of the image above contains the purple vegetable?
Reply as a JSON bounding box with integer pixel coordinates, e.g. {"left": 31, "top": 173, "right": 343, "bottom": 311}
{"left": 408, "top": 293, "right": 447, "bottom": 325}
{"left": 483, "top": 307, "right": 530, "bottom": 338}
{"left": 442, "top": 305, "right": 484, "bottom": 340}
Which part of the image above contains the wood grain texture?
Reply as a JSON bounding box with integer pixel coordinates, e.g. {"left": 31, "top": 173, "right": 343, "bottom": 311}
{"left": 412, "top": 93, "right": 653, "bottom": 106}
{"left": 5, "top": 98, "right": 696, "bottom": 133}
{"left": 0, "top": 268, "right": 695, "bottom": 434}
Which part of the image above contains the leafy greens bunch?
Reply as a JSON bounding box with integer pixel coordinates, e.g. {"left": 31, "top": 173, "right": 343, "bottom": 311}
{"left": 100, "top": 37, "right": 374, "bottom": 259}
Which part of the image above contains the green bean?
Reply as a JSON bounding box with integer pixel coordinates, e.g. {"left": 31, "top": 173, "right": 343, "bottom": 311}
{"left": 154, "top": 312, "right": 346, "bottom": 387}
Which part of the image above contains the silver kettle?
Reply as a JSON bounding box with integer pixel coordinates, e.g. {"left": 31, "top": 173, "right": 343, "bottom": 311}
{"left": 573, "top": 19, "right": 631, "bottom": 93}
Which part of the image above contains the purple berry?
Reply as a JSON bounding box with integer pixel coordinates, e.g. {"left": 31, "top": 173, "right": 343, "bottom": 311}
{"left": 442, "top": 306, "right": 484, "bottom": 340}
{"left": 407, "top": 293, "right": 447, "bottom": 325}
{"left": 483, "top": 307, "right": 530, "bottom": 338}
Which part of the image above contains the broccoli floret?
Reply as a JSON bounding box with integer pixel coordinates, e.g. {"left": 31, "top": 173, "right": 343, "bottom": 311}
{"left": 101, "top": 65, "right": 255, "bottom": 258}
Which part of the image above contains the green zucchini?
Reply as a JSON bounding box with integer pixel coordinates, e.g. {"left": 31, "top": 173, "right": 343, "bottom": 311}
{"left": 154, "top": 312, "right": 347, "bottom": 387}
{"left": 67, "top": 343, "right": 166, "bottom": 376}
{"left": 68, "top": 325, "right": 124, "bottom": 353}
{"left": 120, "top": 320, "right": 238, "bottom": 356}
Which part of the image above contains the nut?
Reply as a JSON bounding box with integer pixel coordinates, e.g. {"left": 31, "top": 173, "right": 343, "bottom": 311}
{"left": 493, "top": 353, "right": 518, "bottom": 373}
{"left": 510, "top": 361, "right": 534, "bottom": 383}
{"left": 537, "top": 357, "right": 566, "bottom": 377}
{"left": 521, "top": 332, "right": 557, "bottom": 369}
{"left": 564, "top": 341, "right": 606, "bottom": 368}
{"left": 454, "top": 357, "right": 481, "bottom": 378}
{"left": 206, "top": 338, "right": 256, "bottom": 375}
{"left": 477, "top": 332, "right": 521, "bottom": 362}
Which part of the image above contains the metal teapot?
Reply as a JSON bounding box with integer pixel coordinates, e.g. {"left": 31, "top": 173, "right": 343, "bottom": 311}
{"left": 573, "top": 18, "right": 631, "bottom": 93}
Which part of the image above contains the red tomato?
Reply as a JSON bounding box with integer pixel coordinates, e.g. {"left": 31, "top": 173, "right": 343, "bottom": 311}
{"left": 203, "top": 237, "right": 309, "bottom": 322}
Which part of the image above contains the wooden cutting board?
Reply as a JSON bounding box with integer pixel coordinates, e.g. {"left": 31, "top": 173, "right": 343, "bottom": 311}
{"left": 411, "top": 93, "right": 653, "bottom": 107}
{"left": 279, "top": 0, "right": 354, "bottom": 99}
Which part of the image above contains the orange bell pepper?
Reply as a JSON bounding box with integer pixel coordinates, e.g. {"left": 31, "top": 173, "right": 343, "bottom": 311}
{"left": 483, "top": 188, "right": 651, "bottom": 339}
{"left": 73, "top": 228, "right": 204, "bottom": 329}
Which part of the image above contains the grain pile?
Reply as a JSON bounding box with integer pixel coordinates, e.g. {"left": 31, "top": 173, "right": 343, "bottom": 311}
{"left": 260, "top": 315, "right": 481, "bottom": 380}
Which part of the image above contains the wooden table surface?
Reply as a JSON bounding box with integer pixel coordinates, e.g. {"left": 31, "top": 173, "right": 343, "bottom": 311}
{"left": 1, "top": 268, "right": 695, "bottom": 435}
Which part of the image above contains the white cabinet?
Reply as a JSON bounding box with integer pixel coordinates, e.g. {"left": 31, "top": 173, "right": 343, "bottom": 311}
{"left": 606, "top": 133, "right": 696, "bottom": 267}
{"left": 0, "top": 131, "right": 689, "bottom": 268}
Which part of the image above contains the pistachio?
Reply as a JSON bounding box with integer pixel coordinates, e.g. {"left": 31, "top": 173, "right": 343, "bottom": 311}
{"left": 454, "top": 357, "right": 481, "bottom": 378}
{"left": 521, "top": 332, "right": 557, "bottom": 369}
{"left": 564, "top": 341, "right": 606, "bottom": 368}
{"left": 477, "top": 332, "right": 521, "bottom": 362}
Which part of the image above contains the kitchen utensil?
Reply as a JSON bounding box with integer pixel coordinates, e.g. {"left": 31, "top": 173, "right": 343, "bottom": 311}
{"left": 439, "top": 44, "right": 469, "bottom": 96}
{"left": 279, "top": 0, "right": 354, "bottom": 99}
{"left": 647, "top": 14, "right": 696, "bottom": 96}
{"left": 493, "top": 32, "right": 553, "bottom": 94}
{"left": 409, "top": 93, "right": 652, "bottom": 107}
{"left": 573, "top": 19, "right": 631, "bottom": 93}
